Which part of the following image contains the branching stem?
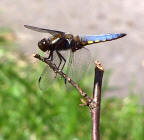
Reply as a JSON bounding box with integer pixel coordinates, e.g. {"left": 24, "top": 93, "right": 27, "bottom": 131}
{"left": 34, "top": 54, "right": 104, "bottom": 140}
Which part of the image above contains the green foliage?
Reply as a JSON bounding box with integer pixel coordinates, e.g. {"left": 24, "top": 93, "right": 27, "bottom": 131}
{"left": 0, "top": 28, "right": 144, "bottom": 140}
{"left": 100, "top": 96, "right": 144, "bottom": 140}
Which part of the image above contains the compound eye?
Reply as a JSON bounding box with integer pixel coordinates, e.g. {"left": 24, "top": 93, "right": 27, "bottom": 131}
{"left": 38, "top": 39, "right": 49, "bottom": 52}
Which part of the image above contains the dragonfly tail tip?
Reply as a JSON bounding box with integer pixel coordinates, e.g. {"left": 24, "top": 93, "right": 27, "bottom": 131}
{"left": 121, "top": 33, "right": 127, "bottom": 37}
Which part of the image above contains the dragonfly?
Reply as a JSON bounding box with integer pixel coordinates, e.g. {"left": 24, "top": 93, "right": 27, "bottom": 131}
{"left": 24, "top": 25, "right": 126, "bottom": 89}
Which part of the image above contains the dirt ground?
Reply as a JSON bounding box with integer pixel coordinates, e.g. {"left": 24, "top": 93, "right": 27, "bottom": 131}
{"left": 0, "top": 0, "right": 144, "bottom": 96}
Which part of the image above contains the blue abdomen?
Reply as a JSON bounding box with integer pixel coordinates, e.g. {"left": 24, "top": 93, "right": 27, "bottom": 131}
{"left": 79, "top": 33, "right": 126, "bottom": 44}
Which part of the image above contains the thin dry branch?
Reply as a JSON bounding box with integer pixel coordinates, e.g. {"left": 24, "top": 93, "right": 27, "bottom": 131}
{"left": 34, "top": 54, "right": 104, "bottom": 140}
{"left": 91, "top": 61, "right": 104, "bottom": 140}
{"left": 34, "top": 54, "right": 92, "bottom": 104}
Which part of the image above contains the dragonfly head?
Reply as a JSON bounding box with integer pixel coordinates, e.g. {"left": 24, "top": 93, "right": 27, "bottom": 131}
{"left": 38, "top": 38, "right": 50, "bottom": 52}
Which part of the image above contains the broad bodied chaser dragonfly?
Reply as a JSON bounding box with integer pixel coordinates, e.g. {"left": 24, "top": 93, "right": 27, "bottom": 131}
{"left": 24, "top": 25, "right": 126, "bottom": 90}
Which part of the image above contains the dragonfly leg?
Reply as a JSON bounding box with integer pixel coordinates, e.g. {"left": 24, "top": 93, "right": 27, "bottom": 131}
{"left": 47, "top": 51, "right": 53, "bottom": 61}
{"left": 56, "top": 51, "right": 66, "bottom": 71}
{"left": 55, "top": 51, "right": 66, "bottom": 79}
{"left": 56, "top": 51, "right": 62, "bottom": 70}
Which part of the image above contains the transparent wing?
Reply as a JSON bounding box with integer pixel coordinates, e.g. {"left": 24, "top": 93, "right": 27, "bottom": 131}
{"left": 38, "top": 51, "right": 61, "bottom": 90}
{"left": 66, "top": 47, "right": 91, "bottom": 83}
{"left": 38, "top": 65, "right": 57, "bottom": 90}
{"left": 53, "top": 51, "right": 64, "bottom": 69}
{"left": 24, "top": 25, "right": 65, "bottom": 36}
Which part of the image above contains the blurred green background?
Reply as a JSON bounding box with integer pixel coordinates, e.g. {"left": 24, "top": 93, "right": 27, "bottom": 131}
{"left": 0, "top": 0, "right": 144, "bottom": 139}
{"left": 0, "top": 27, "right": 144, "bottom": 140}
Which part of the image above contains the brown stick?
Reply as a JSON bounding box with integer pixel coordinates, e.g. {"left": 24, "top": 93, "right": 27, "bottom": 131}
{"left": 34, "top": 54, "right": 92, "bottom": 104}
{"left": 91, "top": 61, "right": 104, "bottom": 140}
{"left": 34, "top": 54, "right": 104, "bottom": 140}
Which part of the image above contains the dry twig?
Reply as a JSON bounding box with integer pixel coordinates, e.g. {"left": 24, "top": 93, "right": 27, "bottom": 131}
{"left": 34, "top": 54, "right": 104, "bottom": 140}
{"left": 91, "top": 61, "right": 104, "bottom": 140}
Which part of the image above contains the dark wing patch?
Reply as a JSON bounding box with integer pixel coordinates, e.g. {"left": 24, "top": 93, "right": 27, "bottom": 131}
{"left": 38, "top": 65, "right": 56, "bottom": 90}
